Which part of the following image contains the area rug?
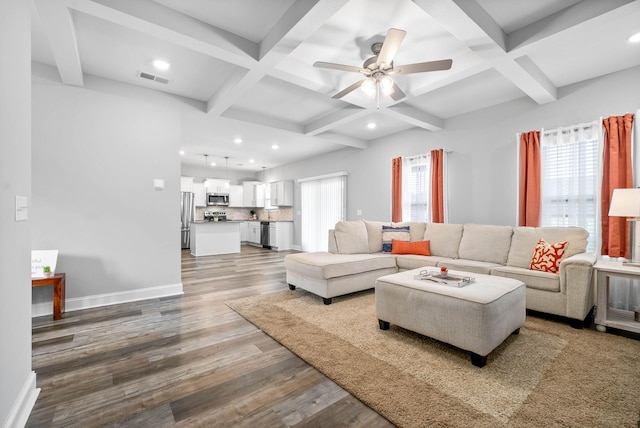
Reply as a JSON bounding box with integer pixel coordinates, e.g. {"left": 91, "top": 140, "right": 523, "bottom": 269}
{"left": 226, "top": 289, "right": 640, "bottom": 427}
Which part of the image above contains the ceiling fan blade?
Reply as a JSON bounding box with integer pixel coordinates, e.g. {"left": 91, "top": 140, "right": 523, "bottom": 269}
{"left": 395, "top": 59, "right": 453, "bottom": 75}
{"left": 390, "top": 83, "right": 406, "bottom": 101}
{"left": 376, "top": 28, "right": 406, "bottom": 68}
{"left": 332, "top": 80, "right": 365, "bottom": 99}
{"left": 313, "top": 61, "right": 363, "bottom": 73}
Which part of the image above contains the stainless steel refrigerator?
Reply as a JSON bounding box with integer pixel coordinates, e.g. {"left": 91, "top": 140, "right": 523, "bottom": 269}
{"left": 181, "top": 192, "right": 195, "bottom": 249}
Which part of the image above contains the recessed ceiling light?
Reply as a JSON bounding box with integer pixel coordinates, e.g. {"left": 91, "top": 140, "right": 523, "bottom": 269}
{"left": 629, "top": 32, "right": 640, "bottom": 43}
{"left": 367, "top": 122, "right": 377, "bottom": 129}
{"left": 272, "top": 144, "right": 279, "bottom": 150}
{"left": 210, "top": 162, "right": 216, "bottom": 167}
{"left": 249, "top": 159, "right": 255, "bottom": 163}
{"left": 234, "top": 138, "right": 242, "bottom": 144}
{"left": 179, "top": 150, "right": 184, "bottom": 155}
{"left": 153, "top": 59, "right": 170, "bottom": 71}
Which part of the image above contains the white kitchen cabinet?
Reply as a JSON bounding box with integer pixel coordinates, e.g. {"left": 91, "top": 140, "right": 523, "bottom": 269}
{"left": 239, "top": 222, "right": 247, "bottom": 242}
{"left": 242, "top": 181, "right": 265, "bottom": 207}
{"left": 269, "top": 222, "right": 293, "bottom": 250}
{"left": 229, "top": 184, "right": 243, "bottom": 207}
{"left": 180, "top": 176, "right": 194, "bottom": 192}
{"left": 269, "top": 181, "right": 293, "bottom": 206}
{"left": 193, "top": 182, "right": 206, "bottom": 207}
{"left": 205, "top": 178, "right": 229, "bottom": 194}
{"left": 269, "top": 224, "right": 277, "bottom": 247}
{"left": 247, "top": 222, "right": 261, "bottom": 245}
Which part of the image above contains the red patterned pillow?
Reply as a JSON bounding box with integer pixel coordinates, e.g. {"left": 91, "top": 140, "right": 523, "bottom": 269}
{"left": 529, "top": 239, "right": 568, "bottom": 273}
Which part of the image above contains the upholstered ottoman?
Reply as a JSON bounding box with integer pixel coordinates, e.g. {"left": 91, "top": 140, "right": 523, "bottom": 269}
{"left": 376, "top": 268, "right": 525, "bottom": 367}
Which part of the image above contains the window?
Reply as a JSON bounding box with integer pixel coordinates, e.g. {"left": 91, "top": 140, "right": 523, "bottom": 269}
{"left": 540, "top": 121, "right": 600, "bottom": 252}
{"left": 300, "top": 173, "right": 346, "bottom": 252}
{"left": 401, "top": 155, "right": 431, "bottom": 222}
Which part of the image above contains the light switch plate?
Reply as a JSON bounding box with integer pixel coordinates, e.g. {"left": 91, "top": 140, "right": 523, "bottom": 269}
{"left": 16, "top": 196, "right": 28, "bottom": 221}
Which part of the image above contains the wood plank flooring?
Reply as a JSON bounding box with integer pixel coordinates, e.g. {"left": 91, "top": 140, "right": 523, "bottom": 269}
{"left": 27, "top": 245, "right": 394, "bottom": 427}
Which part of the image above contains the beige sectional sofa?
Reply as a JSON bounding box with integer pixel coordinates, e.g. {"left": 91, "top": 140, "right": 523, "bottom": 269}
{"left": 284, "top": 220, "right": 597, "bottom": 326}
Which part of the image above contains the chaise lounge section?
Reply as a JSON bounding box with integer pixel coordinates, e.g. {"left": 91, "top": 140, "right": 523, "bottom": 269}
{"left": 284, "top": 220, "right": 597, "bottom": 326}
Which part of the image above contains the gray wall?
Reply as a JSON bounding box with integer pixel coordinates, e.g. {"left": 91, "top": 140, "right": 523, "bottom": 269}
{"left": 262, "top": 66, "right": 640, "bottom": 247}
{"left": 31, "top": 64, "right": 183, "bottom": 303}
{"left": 0, "top": 0, "right": 34, "bottom": 424}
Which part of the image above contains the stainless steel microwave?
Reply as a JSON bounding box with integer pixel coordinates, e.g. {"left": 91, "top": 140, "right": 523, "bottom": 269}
{"left": 206, "top": 193, "right": 229, "bottom": 206}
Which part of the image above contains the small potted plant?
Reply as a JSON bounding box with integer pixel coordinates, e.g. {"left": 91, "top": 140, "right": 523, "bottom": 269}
{"left": 43, "top": 266, "right": 53, "bottom": 278}
{"left": 440, "top": 266, "right": 448, "bottom": 278}
{"left": 250, "top": 210, "right": 256, "bottom": 220}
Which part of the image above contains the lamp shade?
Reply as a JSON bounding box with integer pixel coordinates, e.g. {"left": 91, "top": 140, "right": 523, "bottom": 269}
{"left": 608, "top": 188, "right": 640, "bottom": 217}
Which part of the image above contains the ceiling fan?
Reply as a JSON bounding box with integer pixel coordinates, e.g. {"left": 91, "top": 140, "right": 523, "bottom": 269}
{"left": 314, "top": 28, "right": 452, "bottom": 103}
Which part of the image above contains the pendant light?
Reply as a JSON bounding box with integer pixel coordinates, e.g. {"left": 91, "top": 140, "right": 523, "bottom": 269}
{"left": 224, "top": 156, "right": 230, "bottom": 188}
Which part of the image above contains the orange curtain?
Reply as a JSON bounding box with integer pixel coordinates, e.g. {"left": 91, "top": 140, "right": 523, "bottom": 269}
{"left": 601, "top": 113, "right": 634, "bottom": 257}
{"left": 391, "top": 157, "right": 402, "bottom": 222}
{"left": 431, "top": 149, "right": 444, "bottom": 223}
{"left": 519, "top": 131, "right": 541, "bottom": 226}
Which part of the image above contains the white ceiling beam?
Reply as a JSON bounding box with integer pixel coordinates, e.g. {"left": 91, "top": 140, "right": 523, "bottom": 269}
{"left": 222, "top": 107, "right": 304, "bottom": 135}
{"left": 70, "top": 0, "right": 258, "bottom": 67}
{"left": 305, "top": 106, "right": 369, "bottom": 136}
{"left": 317, "top": 132, "right": 368, "bottom": 149}
{"left": 206, "top": 0, "right": 347, "bottom": 116}
{"left": 34, "top": 0, "right": 83, "bottom": 86}
{"left": 507, "top": 0, "right": 636, "bottom": 52}
{"left": 412, "top": 0, "right": 557, "bottom": 105}
{"left": 383, "top": 104, "right": 444, "bottom": 131}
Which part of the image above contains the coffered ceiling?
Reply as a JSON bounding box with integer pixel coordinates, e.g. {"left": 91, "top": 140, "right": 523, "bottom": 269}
{"left": 30, "top": 0, "right": 640, "bottom": 172}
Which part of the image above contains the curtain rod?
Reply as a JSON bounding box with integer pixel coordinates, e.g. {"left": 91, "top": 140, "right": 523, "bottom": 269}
{"left": 297, "top": 171, "right": 348, "bottom": 183}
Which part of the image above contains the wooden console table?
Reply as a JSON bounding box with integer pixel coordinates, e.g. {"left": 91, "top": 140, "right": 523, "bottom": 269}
{"left": 32, "top": 272, "right": 66, "bottom": 320}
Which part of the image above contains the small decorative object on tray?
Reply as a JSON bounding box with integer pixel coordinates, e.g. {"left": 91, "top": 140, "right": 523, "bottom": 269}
{"left": 415, "top": 270, "right": 475, "bottom": 287}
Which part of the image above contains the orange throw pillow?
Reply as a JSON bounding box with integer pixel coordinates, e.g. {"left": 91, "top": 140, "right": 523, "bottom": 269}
{"left": 529, "top": 239, "right": 567, "bottom": 273}
{"left": 391, "top": 239, "right": 431, "bottom": 256}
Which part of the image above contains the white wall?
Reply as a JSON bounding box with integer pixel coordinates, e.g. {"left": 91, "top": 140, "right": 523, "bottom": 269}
{"left": 31, "top": 64, "right": 183, "bottom": 309}
{"left": 263, "top": 66, "right": 640, "bottom": 247}
{"left": 180, "top": 164, "right": 258, "bottom": 185}
{"left": 0, "top": 0, "right": 38, "bottom": 425}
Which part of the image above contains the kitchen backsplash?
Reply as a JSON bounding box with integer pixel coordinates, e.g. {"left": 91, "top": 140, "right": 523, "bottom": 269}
{"left": 195, "top": 206, "right": 293, "bottom": 222}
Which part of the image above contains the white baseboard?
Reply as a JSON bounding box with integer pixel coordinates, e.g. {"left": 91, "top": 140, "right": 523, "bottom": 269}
{"left": 291, "top": 244, "right": 302, "bottom": 251}
{"left": 32, "top": 283, "right": 184, "bottom": 317}
{"left": 3, "top": 371, "right": 40, "bottom": 428}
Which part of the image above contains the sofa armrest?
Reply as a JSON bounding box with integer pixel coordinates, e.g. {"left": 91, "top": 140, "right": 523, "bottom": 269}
{"left": 328, "top": 229, "right": 338, "bottom": 254}
{"left": 559, "top": 252, "right": 596, "bottom": 320}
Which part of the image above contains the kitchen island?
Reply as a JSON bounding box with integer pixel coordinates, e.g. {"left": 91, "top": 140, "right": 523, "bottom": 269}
{"left": 190, "top": 221, "right": 241, "bottom": 256}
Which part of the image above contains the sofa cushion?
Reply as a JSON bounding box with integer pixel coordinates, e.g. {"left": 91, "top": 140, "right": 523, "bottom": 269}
{"left": 395, "top": 255, "right": 451, "bottom": 270}
{"left": 491, "top": 266, "right": 560, "bottom": 292}
{"left": 284, "top": 252, "right": 397, "bottom": 280}
{"left": 423, "top": 223, "right": 463, "bottom": 258}
{"left": 458, "top": 224, "right": 513, "bottom": 265}
{"left": 529, "top": 239, "right": 567, "bottom": 273}
{"left": 334, "top": 221, "right": 369, "bottom": 254}
{"left": 436, "top": 259, "right": 502, "bottom": 275}
{"left": 393, "top": 222, "right": 427, "bottom": 242}
{"left": 391, "top": 239, "right": 430, "bottom": 256}
{"left": 507, "top": 226, "right": 588, "bottom": 268}
{"left": 363, "top": 220, "right": 390, "bottom": 253}
{"left": 382, "top": 225, "right": 410, "bottom": 253}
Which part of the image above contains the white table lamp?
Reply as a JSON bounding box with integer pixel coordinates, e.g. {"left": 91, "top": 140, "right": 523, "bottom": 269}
{"left": 608, "top": 188, "right": 640, "bottom": 267}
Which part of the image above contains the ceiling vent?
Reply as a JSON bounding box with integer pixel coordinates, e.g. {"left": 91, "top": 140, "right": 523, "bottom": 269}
{"left": 137, "top": 71, "right": 169, "bottom": 84}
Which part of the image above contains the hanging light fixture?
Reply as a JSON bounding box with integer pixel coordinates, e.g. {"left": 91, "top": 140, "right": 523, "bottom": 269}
{"left": 224, "top": 156, "right": 230, "bottom": 188}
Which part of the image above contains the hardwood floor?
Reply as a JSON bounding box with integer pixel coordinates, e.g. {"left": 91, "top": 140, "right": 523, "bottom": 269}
{"left": 27, "top": 245, "right": 394, "bottom": 427}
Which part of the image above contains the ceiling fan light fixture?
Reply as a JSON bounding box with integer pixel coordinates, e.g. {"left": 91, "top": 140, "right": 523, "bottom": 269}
{"left": 361, "top": 77, "right": 377, "bottom": 97}
{"left": 380, "top": 75, "right": 394, "bottom": 95}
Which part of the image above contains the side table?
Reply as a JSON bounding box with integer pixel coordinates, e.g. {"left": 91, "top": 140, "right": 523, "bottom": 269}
{"left": 32, "top": 272, "right": 66, "bottom": 320}
{"left": 593, "top": 261, "right": 640, "bottom": 334}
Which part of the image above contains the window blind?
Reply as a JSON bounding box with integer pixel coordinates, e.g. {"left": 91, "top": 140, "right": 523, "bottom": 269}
{"left": 300, "top": 174, "right": 346, "bottom": 252}
{"left": 401, "top": 154, "right": 431, "bottom": 222}
{"left": 540, "top": 121, "right": 600, "bottom": 252}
